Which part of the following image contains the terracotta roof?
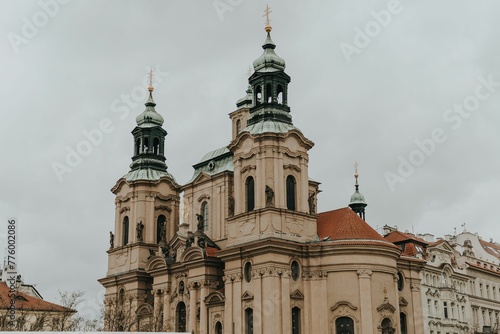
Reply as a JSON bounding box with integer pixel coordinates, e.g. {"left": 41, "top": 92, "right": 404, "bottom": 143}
{"left": 479, "top": 239, "right": 500, "bottom": 260}
{"left": 317, "top": 207, "right": 386, "bottom": 242}
{"left": 428, "top": 239, "right": 446, "bottom": 247}
{"left": 205, "top": 246, "right": 218, "bottom": 257}
{"left": 384, "top": 230, "right": 429, "bottom": 245}
{"left": 0, "top": 282, "right": 74, "bottom": 313}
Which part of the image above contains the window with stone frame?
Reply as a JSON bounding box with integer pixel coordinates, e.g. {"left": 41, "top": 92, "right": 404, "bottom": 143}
{"left": 335, "top": 316, "right": 354, "bottom": 334}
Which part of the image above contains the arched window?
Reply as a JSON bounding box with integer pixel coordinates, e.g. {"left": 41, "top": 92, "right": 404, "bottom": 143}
{"left": 400, "top": 313, "right": 407, "bottom": 334}
{"left": 201, "top": 201, "right": 209, "bottom": 231}
{"left": 255, "top": 86, "right": 262, "bottom": 104}
{"left": 244, "top": 262, "right": 252, "bottom": 283}
{"left": 397, "top": 272, "right": 404, "bottom": 291}
{"left": 246, "top": 176, "right": 255, "bottom": 212}
{"left": 292, "top": 307, "right": 301, "bottom": 334}
{"left": 122, "top": 216, "right": 129, "bottom": 246}
{"left": 135, "top": 138, "right": 141, "bottom": 155}
{"left": 286, "top": 175, "right": 296, "bottom": 211}
{"left": 215, "top": 321, "right": 223, "bottom": 334}
{"left": 143, "top": 137, "right": 149, "bottom": 153}
{"left": 157, "top": 215, "right": 166, "bottom": 244}
{"left": 118, "top": 288, "right": 125, "bottom": 306}
{"left": 291, "top": 261, "right": 300, "bottom": 281}
{"left": 153, "top": 138, "right": 160, "bottom": 154}
{"left": 336, "top": 317, "right": 354, "bottom": 334}
{"left": 245, "top": 308, "right": 253, "bottom": 334}
{"left": 236, "top": 119, "right": 242, "bottom": 134}
{"left": 266, "top": 83, "right": 272, "bottom": 103}
{"left": 277, "top": 84, "right": 284, "bottom": 104}
{"left": 381, "top": 318, "right": 394, "bottom": 333}
{"left": 176, "top": 302, "right": 186, "bottom": 332}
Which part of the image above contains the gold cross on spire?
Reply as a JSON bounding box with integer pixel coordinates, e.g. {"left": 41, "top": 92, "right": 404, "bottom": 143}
{"left": 148, "top": 67, "right": 154, "bottom": 92}
{"left": 263, "top": 4, "right": 272, "bottom": 32}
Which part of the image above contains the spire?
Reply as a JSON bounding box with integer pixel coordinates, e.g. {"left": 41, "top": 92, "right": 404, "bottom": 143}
{"left": 247, "top": 6, "right": 292, "bottom": 127}
{"left": 128, "top": 70, "right": 170, "bottom": 176}
{"left": 349, "top": 162, "right": 367, "bottom": 220}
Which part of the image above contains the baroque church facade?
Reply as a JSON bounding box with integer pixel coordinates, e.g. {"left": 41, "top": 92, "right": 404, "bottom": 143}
{"left": 99, "top": 23, "right": 425, "bottom": 334}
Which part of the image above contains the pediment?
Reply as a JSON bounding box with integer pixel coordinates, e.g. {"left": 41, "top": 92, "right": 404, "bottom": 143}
{"left": 192, "top": 172, "right": 212, "bottom": 185}
{"left": 241, "top": 291, "right": 254, "bottom": 301}
{"left": 179, "top": 247, "right": 204, "bottom": 262}
{"left": 290, "top": 290, "right": 304, "bottom": 300}
{"left": 399, "top": 297, "right": 408, "bottom": 307}
{"left": 377, "top": 301, "right": 396, "bottom": 313}
{"left": 330, "top": 301, "right": 357, "bottom": 312}
{"left": 146, "top": 256, "right": 166, "bottom": 272}
{"left": 205, "top": 291, "right": 225, "bottom": 305}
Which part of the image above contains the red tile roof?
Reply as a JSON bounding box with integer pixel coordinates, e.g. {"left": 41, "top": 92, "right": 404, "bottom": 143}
{"left": 317, "top": 207, "right": 386, "bottom": 242}
{"left": 205, "top": 246, "right": 218, "bottom": 257}
{"left": 479, "top": 239, "right": 500, "bottom": 260}
{"left": 385, "top": 230, "right": 429, "bottom": 245}
{"left": 0, "top": 282, "right": 74, "bottom": 313}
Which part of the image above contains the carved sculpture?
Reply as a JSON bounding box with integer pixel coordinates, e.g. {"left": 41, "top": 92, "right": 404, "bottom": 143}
{"left": 136, "top": 221, "right": 144, "bottom": 242}
{"left": 109, "top": 231, "right": 114, "bottom": 249}
{"left": 265, "top": 185, "right": 274, "bottom": 207}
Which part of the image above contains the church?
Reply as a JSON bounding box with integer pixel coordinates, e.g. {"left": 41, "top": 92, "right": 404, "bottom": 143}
{"left": 98, "top": 19, "right": 425, "bottom": 334}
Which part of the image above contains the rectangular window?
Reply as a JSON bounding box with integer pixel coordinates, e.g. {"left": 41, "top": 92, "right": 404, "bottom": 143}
{"left": 427, "top": 299, "right": 432, "bottom": 315}
{"left": 292, "top": 307, "right": 301, "bottom": 334}
{"left": 434, "top": 301, "right": 439, "bottom": 317}
{"left": 245, "top": 308, "right": 253, "bottom": 334}
{"left": 443, "top": 302, "right": 448, "bottom": 319}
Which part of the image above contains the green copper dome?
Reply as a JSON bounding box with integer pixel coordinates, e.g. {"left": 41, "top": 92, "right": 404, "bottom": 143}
{"left": 252, "top": 32, "right": 286, "bottom": 73}
{"left": 136, "top": 92, "right": 164, "bottom": 127}
{"left": 350, "top": 190, "right": 366, "bottom": 205}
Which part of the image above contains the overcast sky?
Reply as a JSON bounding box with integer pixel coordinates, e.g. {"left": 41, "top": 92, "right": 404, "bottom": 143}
{"left": 1, "top": 0, "right": 500, "bottom": 319}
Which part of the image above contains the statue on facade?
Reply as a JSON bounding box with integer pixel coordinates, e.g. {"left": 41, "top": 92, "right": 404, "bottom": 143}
{"left": 186, "top": 236, "right": 195, "bottom": 248}
{"left": 148, "top": 248, "right": 156, "bottom": 259}
{"left": 159, "top": 221, "right": 167, "bottom": 244}
{"left": 196, "top": 213, "right": 204, "bottom": 231}
{"left": 265, "top": 185, "right": 274, "bottom": 207}
{"left": 308, "top": 192, "right": 316, "bottom": 214}
{"left": 228, "top": 195, "right": 235, "bottom": 217}
{"left": 109, "top": 231, "right": 114, "bottom": 249}
{"left": 136, "top": 221, "right": 144, "bottom": 241}
{"left": 197, "top": 236, "right": 206, "bottom": 249}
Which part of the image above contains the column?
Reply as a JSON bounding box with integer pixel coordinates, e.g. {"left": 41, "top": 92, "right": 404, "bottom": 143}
{"left": 410, "top": 283, "right": 423, "bottom": 334}
{"left": 200, "top": 281, "right": 209, "bottom": 334}
{"left": 261, "top": 269, "right": 280, "bottom": 333}
{"left": 189, "top": 281, "right": 198, "bottom": 332}
{"left": 223, "top": 276, "right": 233, "bottom": 334}
{"left": 357, "top": 269, "right": 374, "bottom": 334}
{"left": 393, "top": 275, "right": 401, "bottom": 334}
{"left": 233, "top": 274, "right": 242, "bottom": 334}
{"left": 281, "top": 271, "right": 291, "bottom": 334}
{"left": 253, "top": 270, "right": 263, "bottom": 334}
{"left": 310, "top": 271, "right": 328, "bottom": 333}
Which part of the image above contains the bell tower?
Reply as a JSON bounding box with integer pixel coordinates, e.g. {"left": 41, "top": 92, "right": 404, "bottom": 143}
{"left": 227, "top": 17, "right": 319, "bottom": 246}
{"left": 99, "top": 76, "right": 181, "bottom": 331}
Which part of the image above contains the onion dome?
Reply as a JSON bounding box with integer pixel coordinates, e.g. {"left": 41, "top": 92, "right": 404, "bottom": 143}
{"left": 349, "top": 164, "right": 367, "bottom": 220}
{"left": 136, "top": 85, "right": 164, "bottom": 127}
{"left": 252, "top": 26, "right": 286, "bottom": 73}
